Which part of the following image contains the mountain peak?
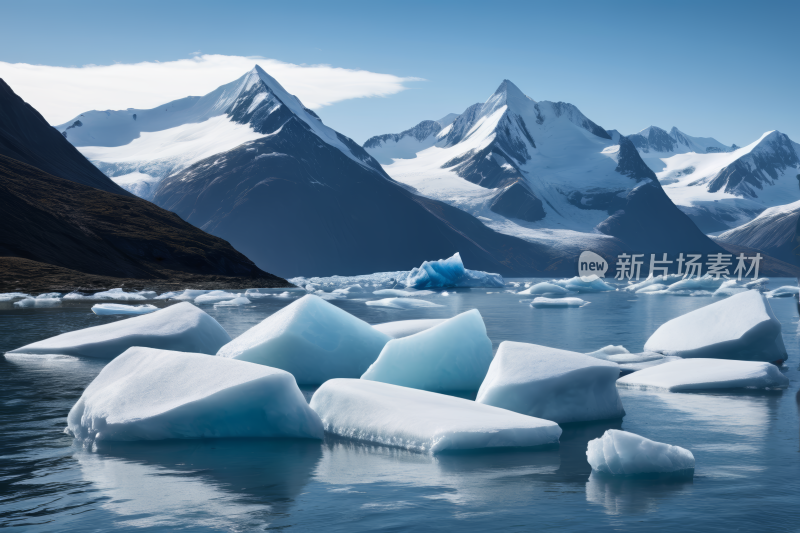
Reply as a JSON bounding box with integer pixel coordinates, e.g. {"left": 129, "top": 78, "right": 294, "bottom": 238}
{"left": 492, "top": 79, "right": 531, "bottom": 104}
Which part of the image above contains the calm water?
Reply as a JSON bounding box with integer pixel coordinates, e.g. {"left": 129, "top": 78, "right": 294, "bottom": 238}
{"left": 1, "top": 281, "right": 799, "bottom": 532}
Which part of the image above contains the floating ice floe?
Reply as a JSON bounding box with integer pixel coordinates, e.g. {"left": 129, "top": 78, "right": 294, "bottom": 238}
{"left": 309, "top": 379, "right": 562, "bottom": 453}
{"left": 584, "top": 346, "right": 681, "bottom": 373}
{"left": 744, "top": 278, "right": 769, "bottom": 291}
{"left": 587, "top": 430, "right": 695, "bottom": 476}
{"left": 361, "top": 310, "right": 493, "bottom": 392}
{"left": 644, "top": 290, "right": 788, "bottom": 363}
{"left": 216, "top": 295, "right": 390, "bottom": 385}
{"left": 64, "top": 288, "right": 151, "bottom": 301}
{"left": 517, "top": 282, "right": 569, "bottom": 296}
{"left": 194, "top": 290, "right": 242, "bottom": 304}
{"left": 91, "top": 303, "right": 158, "bottom": 316}
{"left": 766, "top": 286, "right": 799, "bottom": 298}
{"left": 530, "top": 297, "right": 589, "bottom": 308}
{"left": 37, "top": 292, "right": 62, "bottom": 299}
{"left": 0, "top": 292, "right": 30, "bottom": 301}
{"left": 331, "top": 284, "right": 366, "bottom": 297}
{"left": 636, "top": 284, "right": 668, "bottom": 294}
{"left": 371, "top": 318, "right": 447, "bottom": 339}
{"left": 404, "top": 252, "right": 504, "bottom": 289}
{"left": 214, "top": 297, "right": 251, "bottom": 307}
{"left": 475, "top": 341, "right": 624, "bottom": 424}
{"left": 170, "top": 289, "right": 213, "bottom": 301}
{"left": 8, "top": 302, "right": 230, "bottom": 359}
{"left": 245, "top": 288, "right": 302, "bottom": 298}
{"left": 365, "top": 298, "right": 443, "bottom": 310}
{"left": 372, "top": 289, "right": 435, "bottom": 297}
{"left": 617, "top": 358, "right": 789, "bottom": 391}
{"left": 666, "top": 275, "right": 726, "bottom": 293}
{"left": 289, "top": 271, "right": 406, "bottom": 292}
{"left": 624, "top": 274, "right": 684, "bottom": 292}
{"left": 713, "top": 281, "right": 748, "bottom": 297}
{"left": 66, "top": 347, "right": 323, "bottom": 444}
{"left": 14, "top": 297, "right": 61, "bottom": 307}
{"left": 552, "top": 277, "right": 614, "bottom": 293}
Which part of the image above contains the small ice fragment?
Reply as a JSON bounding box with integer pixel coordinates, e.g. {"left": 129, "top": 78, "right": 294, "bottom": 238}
{"left": 587, "top": 430, "right": 695, "bottom": 475}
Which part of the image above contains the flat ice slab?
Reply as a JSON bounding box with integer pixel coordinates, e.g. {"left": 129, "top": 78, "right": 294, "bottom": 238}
{"left": 194, "top": 291, "right": 243, "bottom": 304}
{"left": 517, "top": 282, "right": 568, "bottom": 296}
{"left": 371, "top": 319, "right": 447, "bottom": 339}
{"left": 766, "top": 286, "right": 799, "bottom": 298}
{"left": 66, "top": 347, "right": 323, "bottom": 443}
{"left": 309, "top": 379, "right": 561, "bottom": 453}
{"left": 404, "top": 252, "right": 504, "bottom": 289}
{"left": 214, "top": 297, "right": 251, "bottom": 307}
{"left": 216, "top": 295, "right": 390, "bottom": 385}
{"left": 644, "top": 290, "right": 788, "bottom": 363}
{"left": 587, "top": 430, "right": 695, "bottom": 476}
{"left": 531, "top": 297, "right": 588, "bottom": 308}
{"left": 8, "top": 302, "right": 230, "bottom": 359}
{"left": 365, "top": 298, "right": 443, "bottom": 309}
{"left": 92, "top": 303, "right": 158, "bottom": 315}
{"left": 476, "top": 341, "right": 624, "bottom": 424}
{"left": 617, "top": 358, "right": 789, "bottom": 391}
{"left": 553, "top": 277, "right": 614, "bottom": 293}
{"left": 361, "top": 310, "right": 493, "bottom": 392}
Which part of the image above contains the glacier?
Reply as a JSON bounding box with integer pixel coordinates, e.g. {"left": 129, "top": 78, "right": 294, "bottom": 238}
{"left": 531, "top": 297, "right": 589, "bottom": 308}
{"left": 216, "top": 295, "right": 390, "bottom": 385}
{"left": 371, "top": 319, "right": 447, "bottom": 339}
{"left": 475, "top": 341, "right": 624, "bottom": 424}
{"left": 91, "top": 303, "right": 158, "bottom": 316}
{"left": 361, "top": 310, "right": 493, "bottom": 392}
{"left": 644, "top": 290, "right": 788, "bottom": 363}
{"left": 8, "top": 302, "right": 230, "bottom": 359}
{"left": 309, "top": 379, "right": 562, "bottom": 454}
{"left": 66, "top": 347, "right": 323, "bottom": 444}
{"left": 617, "top": 358, "right": 789, "bottom": 391}
{"left": 587, "top": 430, "right": 695, "bottom": 476}
{"left": 404, "top": 253, "right": 504, "bottom": 289}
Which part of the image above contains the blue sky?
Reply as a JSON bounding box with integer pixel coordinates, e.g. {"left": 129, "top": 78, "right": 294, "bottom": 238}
{"left": 1, "top": 0, "right": 797, "bottom": 145}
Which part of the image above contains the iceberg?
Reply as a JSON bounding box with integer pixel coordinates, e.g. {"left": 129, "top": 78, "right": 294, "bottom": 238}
{"left": 666, "top": 275, "right": 725, "bottom": 293}
{"left": 8, "top": 302, "right": 231, "bottom": 359}
{"left": 517, "top": 282, "right": 569, "bottom": 296}
{"left": 66, "top": 347, "right": 323, "bottom": 444}
{"left": 194, "top": 290, "right": 242, "bottom": 304}
{"left": 586, "top": 430, "right": 695, "bottom": 476}
{"left": 475, "top": 341, "right": 624, "bottom": 424}
{"left": 14, "top": 297, "right": 61, "bottom": 307}
{"left": 644, "top": 290, "right": 788, "bottom": 363}
{"left": 744, "top": 278, "right": 769, "bottom": 291}
{"left": 404, "top": 253, "right": 504, "bottom": 289}
{"left": 361, "top": 310, "right": 493, "bottom": 392}
{"left": 553, "top": 277, "right": 614, "bottom": 293}
{"left": 92, "top": 303, "right": 158, "bottom": 316}
{"left": 372, "top": 289, "right": 435, "bottom": 297}
{"left": 309, "top": 379, "right": 561, "bottom": 453}
{"left": 636, "top": 284, "right": 668, "bottom": 294}
{"left": 37, "top": 292, "right": 62, "bottom": 299}
{"left": 766, "top": 286, "right": 799, "bottom": 298}
{"left": 623, "top": 274, "right": 684, "bottom": 292}
{"left": 365, "top": 298, "right": 443, "bottom": 309}
{"left": 713, "top": 281, "right": 748, "bottom": 297}
{"left": 0, "top": 292, "right": 30, "bottom": 301}
{"left": 531, "top": 297, "right": 589, "bottom": 308}
{"left": 216, "top": 295, "right": 390, "bottom": 385}
{"left": 371, "top": 318, "right": 447, "bottom": 339}
{"left": 214, "top": 297, "right": 251, "bottom": 307}
{"left": 170, "top": 289, "right": 213, "bottom": 301}
{"left": 617, "top": 358, "right": 789, "bottom": 391}
{"left": 154, "top": 291, "right": 183, "bottom": 300}
{"left": 331, "top": 284, "right": 366, "bottom": 297}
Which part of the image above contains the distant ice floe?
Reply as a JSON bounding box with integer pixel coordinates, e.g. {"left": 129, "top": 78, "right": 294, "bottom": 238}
{"left": 8, "top": 302, "right": 230, "bottom": 359}
{"left": 766, "top": 285, "right": 799, "bottom": 298}
{"left": 92, "top": 303, "right": 158, "bottom": 316}
{"left": 517, "top": 282, "right": 568, "bottom": 296}
{"left": 66, "top": 347, "right": 323, "bottom": 444}
{"left": 585, "top": 345, "right": 681, "bottom": 374}
{"left": 644, "top": 290, "right": 788, "bottom": 363}
{"left": 587, "top": 430, "right": 695, "bottom": 476}
{"left": 214, "top": 297, "right": 251, "bottom": 307}
{"left": 14, "top": 297, "right": 61, "bottom": 307}
{"left": 530, "top": 297, "right": 589, "bottom": 308}
{"left": 0, "top": 292, "right": 31, "bottom": 301}
{"left": 362, "top": 310, "right": 493, "bottom": 392}
{"left": 476, "top": 341, "right": 624, "bottom": 424}
{"left": 371, "top": 319, "right": 446, "bottom": 339}
{"left": 626, "top": 274, "right": 770, "bottom": 297}
{"left": 552, "top": 277, "right": 615, "bottom": 293}
{"left": 365, "top": 298, "right": 443, "bottom": 310}
{"left": 64, "top": 288, "right": 156, "bottom": 301}
{"left": 616, "top": 358, "right": 789, "bottom": 391}
{"left": 372, "top": 289, "right": 434, "bottom": 297}
{"left": 216, "top": 295, "right": 390, "bottom": 385}
{"left": 309, "top": 379, "right": 561, "bottom": 454}
{"left": 194, "top": 291, "right": 243, "bottom": 304}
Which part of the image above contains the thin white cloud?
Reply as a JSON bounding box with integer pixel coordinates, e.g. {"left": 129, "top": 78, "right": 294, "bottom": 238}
{"left": 0, "top": 54, "right": 421, "bottom": 125}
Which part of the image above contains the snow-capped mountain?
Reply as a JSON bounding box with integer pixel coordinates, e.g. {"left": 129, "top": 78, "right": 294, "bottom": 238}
{"left": 629, "top": 126, "right": 731, "bottom": 165}
{"left": 364, "top": 114, "right": 457, "bottom": 165}
{"left": 55, "top": 67, "right": 381, "bottom": 200}
{"left": 714, "top": 199, "right": 800, "bottom": 265}
{"left": 363, "top": 80, "right": 722, "bottom": 257}
{"left": 85, "top": 66, "right": 575, "bottom": 277}
{"left": 654, "top": 130, "right": 800, "bottom": 233}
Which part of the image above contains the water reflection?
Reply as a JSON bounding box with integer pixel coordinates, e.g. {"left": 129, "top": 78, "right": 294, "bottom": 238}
{"left": 77, "top": 439, "right": 322, "bottom": 529}
{"left": 585, "top": 472, "right": 693, "bottom": 515}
